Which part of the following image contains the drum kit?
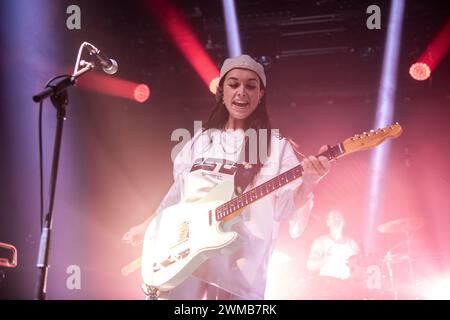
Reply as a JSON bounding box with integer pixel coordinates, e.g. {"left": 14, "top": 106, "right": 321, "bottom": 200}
{"left": 294, "top": 216, "right": 429, "bottom": 300}
{"left": 338, "top": 216, "right": 428, "bottom": 299}
{"left": 362, "top": 216, "right": 426, "bottom": 299}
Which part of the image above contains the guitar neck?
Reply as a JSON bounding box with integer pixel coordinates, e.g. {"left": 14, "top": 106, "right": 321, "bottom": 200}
{"left": 215, "top": 143, "right": 346, "bottom": 221}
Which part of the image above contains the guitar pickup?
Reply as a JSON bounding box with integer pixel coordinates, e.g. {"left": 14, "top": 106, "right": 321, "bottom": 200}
{"left": 177, "top": 248, "right": 190, "bottom": 259}
{"left": 153, "top": 248, "right": 191, "bottom": 272}
{"left": 160, "top": 256, "right": 176, "bottom": 268}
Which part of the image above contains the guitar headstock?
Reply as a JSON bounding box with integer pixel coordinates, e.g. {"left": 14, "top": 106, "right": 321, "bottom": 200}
{"left": 342, "top": 123, "right": 402, "bottom": 154}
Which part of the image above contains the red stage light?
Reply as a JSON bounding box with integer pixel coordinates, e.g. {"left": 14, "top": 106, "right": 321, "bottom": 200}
{"left": 409, "top": 62, "right": 431, "bottom": 81}
{"left": 209, "top": 77, "right": 220, "bottom": 94}
{"left": 411, "top": 19, "right": 450, "bottom": 81}
{"left": 77, "top": 72, "right": 151, "bottom": 103}
{"left": 144, "top": 0, "right": 219, "bottom": 91}
{"left": 134, "top": 84, "right": 150, "bottom": 103}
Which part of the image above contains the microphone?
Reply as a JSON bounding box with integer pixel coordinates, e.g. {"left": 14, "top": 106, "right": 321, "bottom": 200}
{"left": 86, "top": 44, "right": 118, "bottom": 75}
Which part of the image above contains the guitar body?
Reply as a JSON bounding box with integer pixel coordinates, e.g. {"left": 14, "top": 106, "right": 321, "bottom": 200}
{"left": 141, "top": 181, "right": 242, "bottom": 291}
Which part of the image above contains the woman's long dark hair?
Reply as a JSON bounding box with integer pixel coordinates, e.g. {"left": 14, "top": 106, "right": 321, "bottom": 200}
{"left": 204, "top": 78, "right": 271, "bottom": 132}
{"left": 202, "top": 76, "right": 272, "bottom": 179}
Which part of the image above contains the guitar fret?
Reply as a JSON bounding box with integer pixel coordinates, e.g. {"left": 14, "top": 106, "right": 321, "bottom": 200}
{"left": 216, "top": 164, "right": 306, "bottom": 221}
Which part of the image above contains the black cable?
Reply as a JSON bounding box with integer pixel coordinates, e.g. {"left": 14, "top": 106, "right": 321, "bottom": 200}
{"left": 39, "top": 100, "right": 44, "bottom": 230}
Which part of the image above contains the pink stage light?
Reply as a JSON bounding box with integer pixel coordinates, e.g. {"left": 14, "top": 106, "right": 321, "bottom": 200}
{"left": 410, "top": 18, "right": 450, "bottom": 81}
{"left": 409, "top": 62, "right": 431, "bottom": 81}
{"left": 77, "top": 72, "right": 151, "bottom": 103}
{"left": 143, "top": 0, "right": 219, "bottom": 91}
{"left": 133, "top": 84, "right": 151, "bottom": 103}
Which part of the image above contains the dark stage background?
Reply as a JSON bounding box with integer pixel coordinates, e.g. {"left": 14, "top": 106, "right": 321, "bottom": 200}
{"left": 0, "top": 0, "right": 449, "bottom": 299}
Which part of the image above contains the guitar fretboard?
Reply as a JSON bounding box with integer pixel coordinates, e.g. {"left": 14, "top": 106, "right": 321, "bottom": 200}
{"left": 215, "top": 143, "right": 345, "bottom": 221}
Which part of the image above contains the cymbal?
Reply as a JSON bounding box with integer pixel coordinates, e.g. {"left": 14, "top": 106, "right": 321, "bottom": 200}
{"left": 377, "top": 217, "right": 425, "bottom": 234}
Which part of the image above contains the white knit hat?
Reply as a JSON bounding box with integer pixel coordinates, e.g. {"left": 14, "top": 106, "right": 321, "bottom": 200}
{"left": 219, "top": 54, "right": 266, "bottom": 87}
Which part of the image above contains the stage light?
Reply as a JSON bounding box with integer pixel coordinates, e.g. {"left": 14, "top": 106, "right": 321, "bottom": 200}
{"left": 222, "top": 0, "right": 242, "bottom": 57}
{"left": 209, "top": 77, "right": 220, "bottom": 94}
{"left": 365, "top": 0, "right": 405, "bottom": 251}
{"left": 77, "top": 72, "right": 151, "bottom": 104}
{"left": 134, "top": 84, "right": 150, "bottom": 103}
{"left": 409, "top": 62, "right": 431, "bottom": 81}
{"left": 144, "top": 0, "right": 219, "bottom": 90}
{"left": 409, "top": 19, "right": 450, "bottom": 81}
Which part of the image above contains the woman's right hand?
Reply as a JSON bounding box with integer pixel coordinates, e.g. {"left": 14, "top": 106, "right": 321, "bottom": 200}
{"left": 122, "top": 223, "right": 148, "bottom": 246}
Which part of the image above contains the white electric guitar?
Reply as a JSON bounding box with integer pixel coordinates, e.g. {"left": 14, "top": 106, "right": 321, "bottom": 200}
{"left": 140, "top": 123, "right": 403, "bottom": 293}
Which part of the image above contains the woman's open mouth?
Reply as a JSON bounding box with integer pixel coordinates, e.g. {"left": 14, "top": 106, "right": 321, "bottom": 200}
{"left": 232, "top": 101, "right": 249, "bottom": 109}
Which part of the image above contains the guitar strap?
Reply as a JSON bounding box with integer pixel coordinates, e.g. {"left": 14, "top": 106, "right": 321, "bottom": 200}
{"left": 234, "top": 135, "right": 262, "bottom": 196}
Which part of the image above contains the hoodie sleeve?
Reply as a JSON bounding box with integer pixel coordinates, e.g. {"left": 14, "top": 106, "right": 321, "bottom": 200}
{"left": 272, "top": 138, "right": 314, "bottom": 238}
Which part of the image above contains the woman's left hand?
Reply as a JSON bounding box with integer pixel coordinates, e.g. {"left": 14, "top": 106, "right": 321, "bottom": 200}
{"left": 299, "top": 145, "right": 330, "bottom": 196}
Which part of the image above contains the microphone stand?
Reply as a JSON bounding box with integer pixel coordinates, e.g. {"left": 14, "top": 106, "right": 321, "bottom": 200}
{"left": 33, "top": 63, "right": 94, "bottom": 300}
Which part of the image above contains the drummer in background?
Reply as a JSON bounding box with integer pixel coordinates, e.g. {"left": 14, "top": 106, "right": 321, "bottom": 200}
{"left": 306, "top": 209, "right": 360, "bottom": 299}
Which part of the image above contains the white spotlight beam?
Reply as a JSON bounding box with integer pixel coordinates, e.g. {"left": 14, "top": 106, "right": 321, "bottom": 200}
{"left": 366, "top": 0, "right": 405, "bottom": 250}
{"left": 222, "top": 0, "right": 242, "bottom": 57}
